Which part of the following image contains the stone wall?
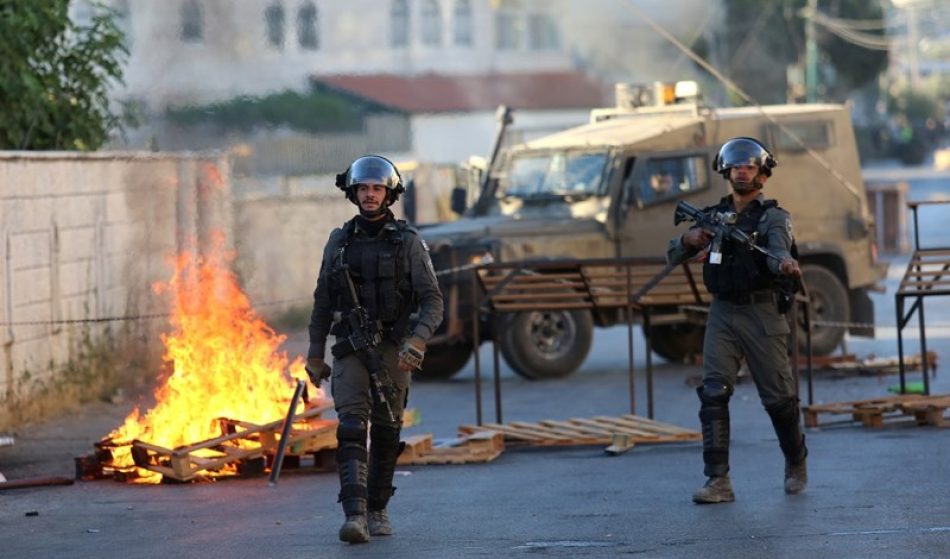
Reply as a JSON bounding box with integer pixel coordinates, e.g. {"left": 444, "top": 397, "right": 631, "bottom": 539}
{"left": 0, "top": 152, "right": 231, "bottom": 431}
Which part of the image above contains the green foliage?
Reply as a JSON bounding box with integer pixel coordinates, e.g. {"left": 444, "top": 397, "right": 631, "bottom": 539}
{"left": 0, "top": 1, "right": 128, "bottom": 150}
{"left": 166, "top": 89, "right": 383, "bottom": 133}
{"left": 719, "top": 0, "right": 887, "bottom": 102}
{"left": 887, "top": 86, "right": 945, "bottom": 122}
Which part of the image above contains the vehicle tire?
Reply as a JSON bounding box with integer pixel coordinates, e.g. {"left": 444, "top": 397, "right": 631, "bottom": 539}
{"left": 648, "top": 323, "right": 705, "bottom": 363}
{"left": 499, "top": 310, "right": 593, "bottom": 380}
{"left": 799, "top": 264, "right": 849, "bottom": 356}
{"left": 413, "top": 342, "right": 473, "bottom": 381}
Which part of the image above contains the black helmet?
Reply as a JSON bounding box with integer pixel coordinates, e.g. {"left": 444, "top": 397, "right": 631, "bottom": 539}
{"left": 335, "top": 155, "right": 404, "bottom": 205}
{"left": 712, "top": 137, "right": 777, "bottom": 179}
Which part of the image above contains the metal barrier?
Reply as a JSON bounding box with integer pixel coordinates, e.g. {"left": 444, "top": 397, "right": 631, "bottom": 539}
{"left": 896, "top": 200, "right": 950, "bottom": 394}
{"left": 468, "top": 256, "right": 816, "bottom": 425}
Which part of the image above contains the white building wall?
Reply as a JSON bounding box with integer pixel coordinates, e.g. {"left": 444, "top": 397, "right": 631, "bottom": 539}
{"left": 107, "top": 0, "right": 721, "bottom": 109}
{"left": 112, "top": 0, "right": 574, "bottom": 110}
{"left": 409, "top": 109, "right": 594, "bottom": 163}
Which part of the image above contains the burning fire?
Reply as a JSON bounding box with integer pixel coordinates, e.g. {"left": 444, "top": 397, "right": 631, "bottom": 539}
{"left": 106, "top": 232, "right": 317, "bottom": 482}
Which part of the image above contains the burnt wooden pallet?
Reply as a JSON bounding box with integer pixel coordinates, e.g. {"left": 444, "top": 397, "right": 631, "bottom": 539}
{"left": 397, "top": 431, "right": 505, "bottom": 465}
{"left": 803, "top": 394, "right": 950, "bottom": 428}
{"left": 458, "top": 414, "right": 699, "bottom": 455}
{"left": 130, "top": 403, "right": 336, "bottom": 481}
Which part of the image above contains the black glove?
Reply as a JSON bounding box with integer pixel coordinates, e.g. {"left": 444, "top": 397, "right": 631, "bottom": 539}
{"left": 305, "top": 357, "right": 332, "bottom": 385}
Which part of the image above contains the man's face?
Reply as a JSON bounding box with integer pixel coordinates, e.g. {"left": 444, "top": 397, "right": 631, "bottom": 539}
{"left": 728, "top": 164, "right": 764, "bottom": 193}
{"left": 356, "top": 183, "right": 388, "bottom": 213}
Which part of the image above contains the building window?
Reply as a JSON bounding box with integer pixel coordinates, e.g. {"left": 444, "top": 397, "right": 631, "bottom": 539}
{"left": 494, "top": 2, "right": 523, "bottom": 50}
{"left": 421, "top": 0, "right": 442, "bottom": 46}
{"left": 391, "top": 0, "right": 409, "bottom": 48}
{"left": 180, "top": 0, "right": 203, "bottom": 43}
{"left": 265, "top": 2, "right": 285, "bottom": 49}
{"left": 528, "top": 13, "right": 559, "bottom": 50}
{"left": 297, "top": 1, "right": 318, "bottom": 49}
{"left": 453, "top": 0, "right": 472, "bottom": 46}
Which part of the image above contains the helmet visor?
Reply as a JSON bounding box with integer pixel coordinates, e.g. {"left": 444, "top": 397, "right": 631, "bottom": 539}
{"left": 346, "top": 156, "right": 400, "bottom": 190}
{"left": 719, "top": 139, "right": 766, "bottom": 169}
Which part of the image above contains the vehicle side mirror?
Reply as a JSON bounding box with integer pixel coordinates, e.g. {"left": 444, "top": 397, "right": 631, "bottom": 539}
{"left": 450, "top": 186, "right": 467, "bottom": 215}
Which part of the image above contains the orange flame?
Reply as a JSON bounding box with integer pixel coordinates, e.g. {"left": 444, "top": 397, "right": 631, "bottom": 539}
{"left": 107, "top": 231, "right": 316, "bottom": 482}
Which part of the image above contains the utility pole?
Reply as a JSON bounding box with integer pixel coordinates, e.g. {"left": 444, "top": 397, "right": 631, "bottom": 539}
{"left": 804, "top": 0, "right": 818, "bottom": 103}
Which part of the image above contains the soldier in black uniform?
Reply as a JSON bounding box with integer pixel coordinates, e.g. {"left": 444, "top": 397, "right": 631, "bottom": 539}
{"left": 306, "top": 155, "right": 443, "bottom": 543}
{"left": 667, "top": 137, "right": 807, "bottom": 504}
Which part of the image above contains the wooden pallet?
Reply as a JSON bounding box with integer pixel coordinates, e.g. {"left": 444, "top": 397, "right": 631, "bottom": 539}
{"left": 130, "top": 403, "right": 337, "bottom": 481}
{"left": 803, "top": 394, "right": 950, "bottom": 428}
{"left": 458, "top": 414, "right": 700, "bottom": 455}
{"left": 397, "top": 431, "right": 505, "bottom": 465}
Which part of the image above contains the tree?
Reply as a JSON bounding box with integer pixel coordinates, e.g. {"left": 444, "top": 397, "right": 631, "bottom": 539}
{"left": 717, "top": 0, "right": 887, "bottom": 104}
{"left": 0, "top": 1, "right": 127, "bottom": 150}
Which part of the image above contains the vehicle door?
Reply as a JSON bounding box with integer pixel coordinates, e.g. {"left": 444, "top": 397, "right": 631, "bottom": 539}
{"left": 615, "top": 149, "right": 720, "bottom": 257}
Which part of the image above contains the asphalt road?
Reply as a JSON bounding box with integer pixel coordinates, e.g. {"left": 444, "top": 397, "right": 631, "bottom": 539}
{"left": 2, "top": 307, "right": 950, "bottom": 559}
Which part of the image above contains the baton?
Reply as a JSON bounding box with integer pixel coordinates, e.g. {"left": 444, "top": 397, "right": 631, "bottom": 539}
{"left": 268, "top": 379, "right": 306, "bottom": 487}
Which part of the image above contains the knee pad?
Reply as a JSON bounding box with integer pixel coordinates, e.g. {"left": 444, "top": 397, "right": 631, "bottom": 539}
{"left": 337, "top": 415, "right": 368, "bottom": 463}
{"left": 337, "top": 415, "right": 368, "bottom": 444}
{"left": 697, "top": 381, "right": 732, "bottom": 406}
{"left": 765, "top": 397, "right": 798, "bottom": 418}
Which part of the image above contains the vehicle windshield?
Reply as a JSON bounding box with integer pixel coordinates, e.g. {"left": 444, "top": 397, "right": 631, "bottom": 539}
{"left": 501, "top": 151, "right": 608, "bottom": 199}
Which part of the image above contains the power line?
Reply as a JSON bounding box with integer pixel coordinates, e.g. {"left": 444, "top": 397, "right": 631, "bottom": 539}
{"left": 621, "top": 1, "right": 864, "bottom": 205}
{"left": 810, "top": 10, "right": 892, "bottom": 51}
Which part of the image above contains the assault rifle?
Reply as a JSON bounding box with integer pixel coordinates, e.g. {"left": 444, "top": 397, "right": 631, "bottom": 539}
{"left": 674, "top": 200, "right": 803, "bottom": 312}
{"left": 330, "top": 253, "right": 396, "bottom": 423}
{"left": 673, "top": 200, "right": 785, "bottom": 265}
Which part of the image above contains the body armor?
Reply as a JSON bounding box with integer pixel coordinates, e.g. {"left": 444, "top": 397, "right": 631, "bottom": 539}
{"left": 330, "top": 218, "right": 415, "bottom": 341}
{"left": 702, "top": 197, "right": 778, "bottom": 296}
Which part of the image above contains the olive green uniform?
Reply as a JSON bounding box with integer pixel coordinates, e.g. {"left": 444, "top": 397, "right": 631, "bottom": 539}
{"left": 667, "top": 193, "right": 806, "bottom": 480}
{"left": 308, "top": 213, "right": 443, "bottom": 525}
{"left": 667, "top": 193, "right": 796, "bottom": 405}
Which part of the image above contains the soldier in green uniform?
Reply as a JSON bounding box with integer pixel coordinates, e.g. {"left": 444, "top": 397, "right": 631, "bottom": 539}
{"left": 667, "top": 137, "right": 807, "bottom": 504}
{"left": 306, "top": 155, "right": 444, "bottom": 543}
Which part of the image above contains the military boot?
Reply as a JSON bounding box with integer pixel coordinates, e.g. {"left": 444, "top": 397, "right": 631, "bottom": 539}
{"left": 339, "top": 514, "right": 370, "bottom": 544}
{"left": 784, "top": 459, "right": 808, "bottom": 494}
{"left": 336, "top": 416, "right": 370, "bottom": 544}
{"left": 368, "top": 509, "right": 393, "bottom": 536}
{"left": 367, "top": 423, "right": 405, "bottom": 537}
{"left": 765, "top": 398, "right": 808, "bottom": 495}
{"left": 692, "top": 475, "right": 735, "bottom": 504}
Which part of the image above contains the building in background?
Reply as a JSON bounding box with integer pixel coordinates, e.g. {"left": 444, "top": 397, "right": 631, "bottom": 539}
{"left": 75, "top": 0, "right": 713, "bottom": 167}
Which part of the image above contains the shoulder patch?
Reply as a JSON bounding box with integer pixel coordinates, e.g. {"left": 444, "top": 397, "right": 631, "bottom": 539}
{"left": 421, "top": 238, "right": 430, "bottom": 252}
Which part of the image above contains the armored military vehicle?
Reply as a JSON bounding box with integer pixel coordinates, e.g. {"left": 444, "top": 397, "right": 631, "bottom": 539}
{"left": 417, "top": 83, "right": 887, "bottom": 380}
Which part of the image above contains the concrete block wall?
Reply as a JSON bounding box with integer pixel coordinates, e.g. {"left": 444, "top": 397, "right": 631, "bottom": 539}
{"left": 0, "top": 152, "right": 231, "bottom": 431}
{"left": 233, "top": 175, "right": 373, "bottom": 319}
{"left": 232, "top": 171, "right": 418, "bottom": 326}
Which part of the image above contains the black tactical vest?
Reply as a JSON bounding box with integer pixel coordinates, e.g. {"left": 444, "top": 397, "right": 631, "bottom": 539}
{"left": 331, "top": 218, "right": 414, "bottom": 339}
{"left": 702, "top": 197, "right": 778, "bottom": 296}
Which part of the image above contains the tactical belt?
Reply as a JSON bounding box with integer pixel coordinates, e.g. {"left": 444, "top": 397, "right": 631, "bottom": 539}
{"left": 715, "top": 290, "right": 775, "bottom": 305}
{"left": 332, "top": 333, "right": 377, "bottom": 359}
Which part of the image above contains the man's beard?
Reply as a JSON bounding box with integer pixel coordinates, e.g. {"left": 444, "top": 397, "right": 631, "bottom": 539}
{"left": 359, "top": 203, "right": 388, "bottom": 218}
{"left": 731, "top": 178, "right": 762, "bottom": 195}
